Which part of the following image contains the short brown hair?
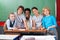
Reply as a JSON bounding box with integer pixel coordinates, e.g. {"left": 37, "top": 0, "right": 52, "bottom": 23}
{"left": 32, "top": 7, "right": 38, "bottom": 10}
{"left": 17, "top": 5, "right": 24, "bottom": 11}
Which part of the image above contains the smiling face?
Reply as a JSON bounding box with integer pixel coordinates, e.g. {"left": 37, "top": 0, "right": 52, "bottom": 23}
{"left": 17, "top": 6, "right": 24, "bottom": 15}
{"left": 25, "top": 10, "right": 30, "bottom": 20}
{"left": 42, "top": 8, "right": 50, "bottom": 16}
{"left": 17, "top": 8, "right": 23, "bottom": 15}
{"left": 32, "top": 9, "right": 39, "bottom": 15}
{"left": 9, "top": 14, "right": 15, "bottom": 21}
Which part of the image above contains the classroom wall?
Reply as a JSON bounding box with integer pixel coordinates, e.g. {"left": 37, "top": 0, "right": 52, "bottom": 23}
{"left": 0, "top": 0, "right": 55, "bottom": 21}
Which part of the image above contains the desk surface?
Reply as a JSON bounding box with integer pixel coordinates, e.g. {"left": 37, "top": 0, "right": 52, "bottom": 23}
{"left": 4, "top": 29, "right": 46, "bottom": 33}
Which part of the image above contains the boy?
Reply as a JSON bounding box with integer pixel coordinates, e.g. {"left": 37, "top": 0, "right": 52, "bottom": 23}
{"left": 5, "top": 13, "right": 17, "bottom": 30}
{"left": 15, "top": 6, "right": 28, "bottom": 30}
{"left": 42, "top": 7, "right": 58, "bottom": 40}
{"left": 32, "top": 7, "right": 43, "bottom": 30}
{"left": 24, "top": 8, "right": 32, "bottom": 30}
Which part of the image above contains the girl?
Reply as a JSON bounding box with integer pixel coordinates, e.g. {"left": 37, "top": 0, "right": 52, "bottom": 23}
{"left": 15, "top": 6, "right": 28, "bottom": 30}
{"left": 42, "top": 7, "right": 58, "bottom": 40}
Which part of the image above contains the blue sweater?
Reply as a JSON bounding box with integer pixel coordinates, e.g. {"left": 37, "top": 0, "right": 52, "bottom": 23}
{"left": 42, "top": 15, "right": 57, "bottom": 30}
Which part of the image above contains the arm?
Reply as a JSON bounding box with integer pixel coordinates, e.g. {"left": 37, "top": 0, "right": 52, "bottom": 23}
{"left": 32, "top": 20, "right": 36, "bottom": 30}
{"left": 4, "top": 22, "right": 7, "bottom": 31}
{"left": 13, "top": 21, "right": 18, "bottom": 29}
{"left": 22, "top": 15, "right": 29, "bottom": 30}
{"left": 23, "top": 20, "right": 29, "bottom": 30}
{"left": 42, "top": 18, "right": 45, "bottom": 29}
{"left": 52, "top": 16, "right": 57, "bottom": 28}
{"left": 47, "top": 25, "right": 56, "bottom": 30}
{"left": 41, "top": 18, "right": 47, "bottom": 31}
{"left": 6, "top": 20, "right": 14, "bottom": 30}
{"left": 47, "top": 16, "right": 57, "bottom": 30}
{"left": 38, "top": 25, "right": 43, "bottom": 30}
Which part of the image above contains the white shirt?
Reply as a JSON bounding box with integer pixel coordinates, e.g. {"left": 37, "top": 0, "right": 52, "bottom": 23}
{"left": 26, "top": 16, "right": 32, "bottom": 30}
{"left": 6, "top": 19, "right": 16, "bottom": 30}
{"left": 14, "top": 12, "right": 26, "bottom": 28}
{"left": 32, "top": 14, "right": 43, "bottom": 28}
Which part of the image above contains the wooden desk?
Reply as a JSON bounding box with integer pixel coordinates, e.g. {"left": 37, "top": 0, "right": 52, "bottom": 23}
{"left": 4, "top": 24, "right": 46, "bottom": 34}
{"left": 4, "top": 29, "right": 46, "bottom": 33}
{"left": 4, "top": 29, "right": 46, "bottom": 35}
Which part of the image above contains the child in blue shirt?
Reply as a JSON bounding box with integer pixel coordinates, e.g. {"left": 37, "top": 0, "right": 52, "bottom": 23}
{"left": 42, "top": 7, "right": 58, "bottom": 40}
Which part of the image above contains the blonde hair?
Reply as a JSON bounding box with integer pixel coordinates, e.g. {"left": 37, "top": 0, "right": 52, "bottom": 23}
{"left": 42, "top": 7, "right": 50, "bottom": 13}
{"left": 8, "top": 12, "right": 15, "bottom": 19}
{"left": 42, "top": 7, "right": 50, "bottom": 16}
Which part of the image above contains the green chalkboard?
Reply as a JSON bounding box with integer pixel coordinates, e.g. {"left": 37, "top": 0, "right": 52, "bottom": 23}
{"left": 0, "top": 0, "right": 55, "bottom": 21}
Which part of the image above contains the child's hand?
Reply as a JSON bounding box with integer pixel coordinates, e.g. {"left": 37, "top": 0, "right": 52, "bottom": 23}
{"left": 40, "top": 27, "right": 45, "bottom": 30}
{"left": 17, "top": 25, "right": 21, "bottom": 29}
{"left": 12, "top": 27, "right": 18, "bottom": 30}
{"left": 40, "top": 28, "right": 47, "bottom": 33}
{"left": 25, "top": 26, "right": 29, "bottom": 30}
{"left": 38, "top": 25, "right": 43, "bottom": 30}
{"left": 38, "top": 27, "right": 44, "bottom": 30}
{"left": 32, "top": 27, "right": 36, "bottom": 30}
{"left": 43, "top": 29, "right": 47, "bottom": 33}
